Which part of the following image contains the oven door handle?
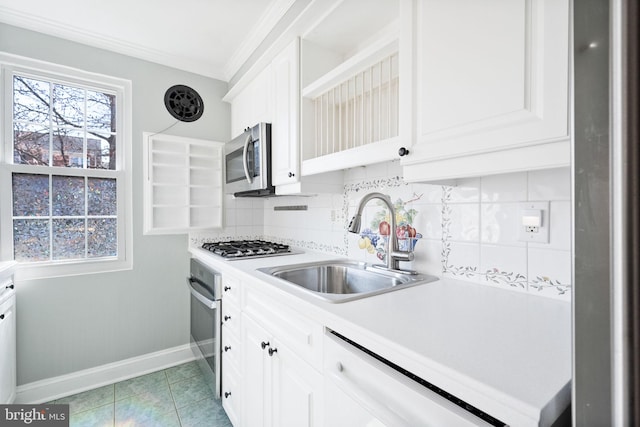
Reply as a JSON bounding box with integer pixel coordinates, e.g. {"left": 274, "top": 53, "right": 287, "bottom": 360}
{"left": 187, "top": 277, "right": 218, "bottom": 309}
{"left": 242, "top": 133, "right": 254, "bottom": 184}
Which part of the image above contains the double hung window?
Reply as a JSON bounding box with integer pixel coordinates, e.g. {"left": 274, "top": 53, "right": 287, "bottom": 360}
{"left": 1, "top": 54, "right": 132, "bottom": 278}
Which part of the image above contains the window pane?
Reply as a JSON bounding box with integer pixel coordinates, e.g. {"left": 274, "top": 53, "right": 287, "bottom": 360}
{"left": 13, "top": 124, "right": 50, "bottom": 166}
{"left": 12, "top": 174, "right": 49, "bottom": 216}
{"left": 53, "top": 219, "right": 85, "bottom": 260}
{"left": 88, "top": 218, "right": 117, "bottom": 257}
{"left": 13, "top": 76, "right": 50, "bottom": 123}
{"left": 88, "top": 178, "right": 116, "bottom": 215}
{"left": 87, "top": 133, "right": 115, "bottom": 170}
{"left": 13, "top": 219, "right": 50, "bottom": 261}
{"left": 87, "top": 91, "right": 116, "bottom": 132}
{"left": 10, "top": 71, "right": 123, "bottom": 268}
{"left": 52, "top": 83, "right": 84, "bottom": 127}
{"left": 52, "top": 128, "right": 84, "bottom": 168}
{"left": 52, "top": 176, "right": 84, "bottom": 216}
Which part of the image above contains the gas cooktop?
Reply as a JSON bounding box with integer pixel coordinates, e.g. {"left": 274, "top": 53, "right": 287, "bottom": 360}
{"left": 201, "top": 240, "right": 301, "bottom": 260}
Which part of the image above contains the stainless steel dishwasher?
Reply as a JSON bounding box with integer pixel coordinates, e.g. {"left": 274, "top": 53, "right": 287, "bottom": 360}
{"left": 187, "top": 258, "right": 222, "bottom": 398}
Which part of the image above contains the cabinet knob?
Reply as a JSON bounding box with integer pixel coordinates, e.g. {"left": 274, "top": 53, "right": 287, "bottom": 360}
{"left": 0, "top": 314, "right": 4, "bottom": 320}
{"left": 288, "top": 172, "right": 295, "bottom": 178}
{"left": 336, "top": 362, "right": 344, "bottom": 372}
{"left": 224, "top": 315, "right": 231, "bottom": 321}
{"left": 268, "top": 347, "right": 278, "bottom": 357}
{"left": 398, "top": 147, "right": 410, "bottom": 157}
{"left": 224, "top": 286, "right": 231, "bottom": 292}
{"left": 261, "top": 341, "right": 270, "bottom": 349}
{"left": 224, "top": 346, "right": 231, "bottom": 352}
{"left": 6, "top": 284, "right": 14, "bottom": 290}
{"left": 224, "top": 391, "right": 231, "bottom": 398}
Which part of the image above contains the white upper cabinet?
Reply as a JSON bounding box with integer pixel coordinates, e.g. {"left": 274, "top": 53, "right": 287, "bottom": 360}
{"left": 225, "top": 0, "right": 570, "bottom": 185}
{"left": 229, "top": 65, "right": 273, "bottom": 138}
{"left": 401, "top": 0, "right": 570, "bottom": 182}
{"left": 271, "top": 38, "right": 300, "bottom": 187}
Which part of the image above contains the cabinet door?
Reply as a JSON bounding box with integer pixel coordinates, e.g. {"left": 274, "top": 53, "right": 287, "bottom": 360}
{"left": 271, "top": 38, "right": 300, "bottom": 187}
{"left": 231, "top": 66, "right": 273, "bottom": 138}
{"left": 405, "top": 0, "right": 570, "bottom": 179}
{"left": 241, "top": 315, "right": 270, "bottom": 427}
{"left": 0, "top": 294, "right": 16, "bottom": 404}
{"left": 270, "top": 340, "right": 323, "bottom": 427}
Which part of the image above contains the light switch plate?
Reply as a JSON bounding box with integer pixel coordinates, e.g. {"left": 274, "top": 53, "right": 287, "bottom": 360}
{"left": 517, "top": 201, "right": 550, "bottom": 243}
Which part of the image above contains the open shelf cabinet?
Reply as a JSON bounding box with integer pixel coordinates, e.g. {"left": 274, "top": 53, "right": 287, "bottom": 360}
{"left": 143, "top": 133, "right": 224, "bottom": 234}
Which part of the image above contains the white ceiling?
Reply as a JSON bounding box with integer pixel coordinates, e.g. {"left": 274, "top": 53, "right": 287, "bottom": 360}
{"left": 0, "top": 0, "right": 294, "bottom": 81}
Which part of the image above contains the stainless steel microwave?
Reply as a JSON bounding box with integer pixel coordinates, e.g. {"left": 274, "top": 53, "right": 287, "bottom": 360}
{"left": 224, "top": 123, "right": 274, "bottom": 197}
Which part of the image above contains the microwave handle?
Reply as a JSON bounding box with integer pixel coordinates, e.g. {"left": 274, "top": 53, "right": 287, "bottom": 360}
{"left": 242, "top": 133, "right": 254, "bottom": 184}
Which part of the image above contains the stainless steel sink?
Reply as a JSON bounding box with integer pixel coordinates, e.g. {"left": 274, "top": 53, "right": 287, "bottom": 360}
{"left": 258, "top": 260, "right": 438, "bottom": 303}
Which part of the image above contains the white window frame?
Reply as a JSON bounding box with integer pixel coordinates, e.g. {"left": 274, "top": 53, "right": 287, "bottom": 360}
{"left": 0, "top": 52, "right": 133, "bottom": 279}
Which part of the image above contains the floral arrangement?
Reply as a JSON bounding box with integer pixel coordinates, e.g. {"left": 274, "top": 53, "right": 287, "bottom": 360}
{"left": 357, "top": 196, "right": 422, "bottom": 261}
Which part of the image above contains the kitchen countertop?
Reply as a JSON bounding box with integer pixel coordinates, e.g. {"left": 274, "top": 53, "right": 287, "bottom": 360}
{"left": 0, "top": 261, "right": 17, "bottom": 279}
{"left": 190, "top": 247, "right": 571, "bottom": 426}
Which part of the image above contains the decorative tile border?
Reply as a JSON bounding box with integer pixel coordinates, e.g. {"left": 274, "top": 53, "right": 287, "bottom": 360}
{"left": 343, "top": 175, "right": 411, "bottom": 256}
{"left": 190, "top": 233, "right": 345, "bottom": 256}
{"left": 343, "top": 175, "right": 407, "bottom": 194}
{"left": 262, "top": 235, "right": 346, "bottom": 256}
{"left": 190, "top": 234, "right": 263, "bottom": 248}
{"left": 190, "top": 173, "right": 572, "bottom": 298}
{"left": 440, "top": 185, "right": 572, "bottom": 296}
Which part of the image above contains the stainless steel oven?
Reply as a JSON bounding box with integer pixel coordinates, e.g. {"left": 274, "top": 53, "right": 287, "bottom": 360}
{"left": 187, "top": 258, "right": 222, "bottom": 397}
{"left": 225, "top": 122, "right": 274, "bottom": 197}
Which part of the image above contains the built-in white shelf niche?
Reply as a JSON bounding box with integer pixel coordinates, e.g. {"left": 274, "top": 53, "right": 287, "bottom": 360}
{"left": 143, "top": 133, "right": 224, "bottom": 234}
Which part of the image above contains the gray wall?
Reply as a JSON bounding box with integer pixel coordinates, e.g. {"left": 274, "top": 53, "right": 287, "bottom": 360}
{"left": 0, "top": 23, "right": 230, "bottom": 385}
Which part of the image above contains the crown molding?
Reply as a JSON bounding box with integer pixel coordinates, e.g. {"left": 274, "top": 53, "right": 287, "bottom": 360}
{"left": 0, "top": 5, "right": 227, "bottom": 80}
{"left": 222, "top": 0, "right": 297, "bottom": 81}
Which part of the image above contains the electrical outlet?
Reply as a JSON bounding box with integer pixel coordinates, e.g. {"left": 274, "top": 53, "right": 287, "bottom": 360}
{"left": 517, "top": 202, "right": 550, "bottom": 243}
{"left": 525, "top": 225, "right": 539, "bottom": 233}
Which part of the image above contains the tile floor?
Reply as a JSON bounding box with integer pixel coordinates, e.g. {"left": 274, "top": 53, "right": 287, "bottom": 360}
{"left": 50, "top": 361, "right": 232, "bottom": 427}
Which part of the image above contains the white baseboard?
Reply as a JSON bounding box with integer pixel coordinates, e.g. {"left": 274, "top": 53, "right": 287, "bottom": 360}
{"left": 15, "top": 344, "right": 196, "bottom": 404}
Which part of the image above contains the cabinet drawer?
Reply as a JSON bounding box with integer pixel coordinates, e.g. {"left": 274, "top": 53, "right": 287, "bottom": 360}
{"left": 222, "top": 300, "right": 241, "bottom": 339}
{"left": 243, "top": 285, "right": 323, "bottom": 370}
{"left": 0, "top": 277, "right": 14, "bottom": 303}
{"left": 222, "top": 360, "right": 241, "bottom": 427}
{"left": 221, "top": 328, "right": 241, "bottom": 374}
{"left": 221, "top": 275, "right": 241, "bottom": 309}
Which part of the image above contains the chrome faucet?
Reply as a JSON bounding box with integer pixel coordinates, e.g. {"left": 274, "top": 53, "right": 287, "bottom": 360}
{"left": 348, "top": 192, "right": 415, "bottom": 273}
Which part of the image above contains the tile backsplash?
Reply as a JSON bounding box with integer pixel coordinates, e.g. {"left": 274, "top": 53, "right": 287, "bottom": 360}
{"left": 191, "top": 162, "right": 572, "bottom": 301}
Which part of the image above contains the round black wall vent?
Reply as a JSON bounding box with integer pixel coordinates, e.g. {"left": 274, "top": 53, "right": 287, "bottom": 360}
{"left": 164, "top": 85, "right": 204, "bottom": 122}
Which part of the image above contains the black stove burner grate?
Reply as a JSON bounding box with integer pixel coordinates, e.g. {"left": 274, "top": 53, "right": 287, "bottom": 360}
{"left": 202, "top": 240, "right": 292, "bottom": 259}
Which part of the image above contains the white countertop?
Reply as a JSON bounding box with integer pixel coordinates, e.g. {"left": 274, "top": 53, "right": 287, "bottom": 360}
{"left": 0, "top": 261, "right": 17, "bottom": 279}
{"left": 190, "top": 247, "right": 571, "bottom": 426}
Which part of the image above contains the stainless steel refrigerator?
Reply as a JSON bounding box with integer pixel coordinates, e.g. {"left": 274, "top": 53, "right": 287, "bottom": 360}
{"left": 573, "top": 0, "right": 639, "bottom": 425}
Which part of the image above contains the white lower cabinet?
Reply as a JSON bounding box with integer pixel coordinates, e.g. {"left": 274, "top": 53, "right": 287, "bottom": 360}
{"left": 222, "top": 359, "right": 242, "bottom": 426}
{"left": 221, "top": 274, "right": 243, "bottom": 426}
{"left": 0, "top": 275, "right": 16, "bottom": 404}
{"left": 219, "top": 271, "right": 491, "bottom": 427}
{"left": 241, "top": 314, "right": 323, "bottom": 427}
